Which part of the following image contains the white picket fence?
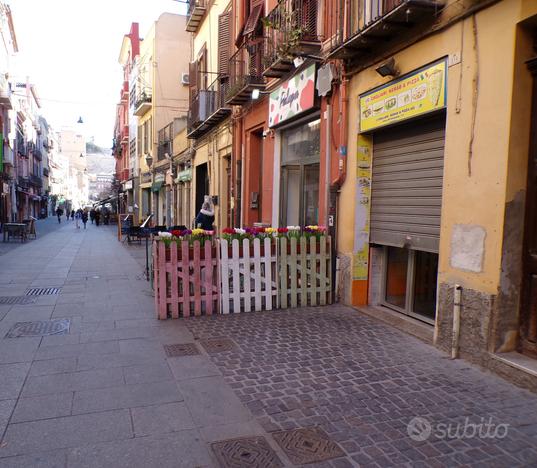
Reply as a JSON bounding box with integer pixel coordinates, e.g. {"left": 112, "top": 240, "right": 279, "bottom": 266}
{"left": 219, "top": 238, "right": 279, "bottom": 314}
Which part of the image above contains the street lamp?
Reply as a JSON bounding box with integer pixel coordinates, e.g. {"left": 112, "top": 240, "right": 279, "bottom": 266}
{"left": 145, "top": 153, "right": 153, "bottom": 167}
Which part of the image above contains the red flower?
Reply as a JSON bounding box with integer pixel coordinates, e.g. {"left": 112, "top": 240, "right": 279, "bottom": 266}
{"left": 277, "top": 227, "right": 288, "bottom": 233}
{"left": 222, "top": 227, "right": 235, "bottom": 234}
{"left": 170, "top": 230, "right": 182, "bottom": 237}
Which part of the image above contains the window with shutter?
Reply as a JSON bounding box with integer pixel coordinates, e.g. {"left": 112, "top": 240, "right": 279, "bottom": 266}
{"left": 218, "top": 11, "right": 231, "bottom": 77}
{"left": 189, "top": 60, "right": 198, "bottom": 100}
{"left": 243, "top": 3, "right": 263, "bottom": 36}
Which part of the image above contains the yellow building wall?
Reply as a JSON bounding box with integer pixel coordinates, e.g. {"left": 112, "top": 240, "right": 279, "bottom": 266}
{"left": 341, "top": 0, "right": 537, "bottom": 302}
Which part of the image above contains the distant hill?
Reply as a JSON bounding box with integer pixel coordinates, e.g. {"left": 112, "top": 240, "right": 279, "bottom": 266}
{"left": 86, "top": 142, "right": 115, "bottom": 174}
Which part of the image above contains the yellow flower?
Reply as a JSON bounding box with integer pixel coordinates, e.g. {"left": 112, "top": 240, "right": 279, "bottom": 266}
{"left": 265, "top": 227, "right": 276, "bottom": 234}
{"left": 192, "top": 228, "right": 204, "bottom": 236}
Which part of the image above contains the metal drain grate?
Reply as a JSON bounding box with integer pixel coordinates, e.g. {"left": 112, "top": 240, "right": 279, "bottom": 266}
{"left": 163, "top": 343, "right": 200, "bottom": 357}
{"left": 211, "top": 437, "right": 283, "bottom": 468}
{"left": 0, "top": 296, "right": 37, "bottom": 305}
{"left": 26, "top": 288, "right": 61, "bottom": 296}
{"left": 200, "top": 337, "right": 237, "bottom": 354}
{"left": 5, "top": 319, "right": 70, "bottom": 338}
{"left": 272, "top": 427, "right": 344, "bottom": 465}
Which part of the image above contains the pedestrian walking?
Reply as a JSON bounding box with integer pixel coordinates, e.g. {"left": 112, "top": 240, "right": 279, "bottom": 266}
{"left": 81, "top": 209, "right": 88, "bottom": 229}
{"left": 70, "top": 210, "right": 75, "bottom": 221}
{"left": 56, "top": 207, "right": 63, "bottom": 224}
{"left": 94, "top": 209, "right": 101, "bottom": 227}
{"left": 90, "top": 208, "right": 96, "bottom": 224}
{"left": 75, "top": 209, "right": 82, "bottom": 229}
{"left": 65, "top": 210, "right": 70, "bottom": 221}
{"left": 194, "top": 195, "right": 215, "bottom": 231}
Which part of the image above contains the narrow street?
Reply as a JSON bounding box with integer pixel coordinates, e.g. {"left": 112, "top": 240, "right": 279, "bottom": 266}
{"left": 0, "top": 225, "right": 535, "bottom": 467}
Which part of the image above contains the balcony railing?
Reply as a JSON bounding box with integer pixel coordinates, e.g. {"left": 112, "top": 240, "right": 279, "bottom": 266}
{"left": 121, "top": 125, "right": 129, "bottom": 144}
{"left": 226, "top": 40, "right": 265, "bottom": 105}
{"left": 186, "top": 0, "right": 206, "bottom": 32}
{"left": 133, "top": 91, "right": 152, "bottom": 116}
{"left": 43, "top": 167, "right": 49, "bottom": 177}
{"left": 18, "top": 176, "right": 29, "bottom": 190}
{"left": 16, "top": 137, "right": 27, "bottom": 157}
{"left": 33, "top": 148, "right": 42, "bottom": 161}
{"left": 263, "top": 0, "right": 321, "bottom": 78}
{"left": 187, "top": 75, "right": 231, "bottom": 139}
{"left": 121, "top": 81, "right": 129, "bottom": 102}
{"left": 324, "top": 0, "right": 444, "bottom": 60}
{"left": 30, "top": 174, "right": 42, "bottom": 188}
{"left": 157, "top": 140, "right": 172, "bottom": 161}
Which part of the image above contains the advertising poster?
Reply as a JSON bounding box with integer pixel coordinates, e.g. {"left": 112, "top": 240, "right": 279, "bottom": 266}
{"left": 359, "top": 58, "right": 447, "bottom": 132}
{"left": 353, "top": 135, "right": 372, "bottom": 280}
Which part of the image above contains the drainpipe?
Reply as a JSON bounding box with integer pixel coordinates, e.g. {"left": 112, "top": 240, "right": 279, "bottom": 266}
{"left": 325, "top": 100, "right": 331, "bottom": 229}
{"left": 451, "top": 284, "right": 462, "bottom": 359}
{"left": 330, "top": 75, "right": 349, "bottom": 191}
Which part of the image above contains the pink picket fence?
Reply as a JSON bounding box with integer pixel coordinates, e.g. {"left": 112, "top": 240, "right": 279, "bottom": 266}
{"left": 153, "top": 240, "right": 220, "bottom": 319}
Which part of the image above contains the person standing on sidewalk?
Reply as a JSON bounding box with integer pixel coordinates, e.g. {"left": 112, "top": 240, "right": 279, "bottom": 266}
{"left": 65, "top": 209, "right": 70, "bottom": 222}
{"left": 70, "top": 209, "right": 75, "bottom": 221}
{"left": 194, "top": 195, "right": 215, "bottom": 230}
{"left": 90, "top": 208, "right": 96, "bottom": 224}
{"left": 81, "top": 209, "right": 88, "bottom": 229}
{"left": 94, "top": 209, "right": 101, "bottom": 226}
{"left": 56, "top": 207, "right": 63, "bottom": 224}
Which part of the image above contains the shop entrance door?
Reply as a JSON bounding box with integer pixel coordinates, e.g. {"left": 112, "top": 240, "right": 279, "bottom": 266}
{"left": 520, "top": 57, "right": 537, "bottom": 358}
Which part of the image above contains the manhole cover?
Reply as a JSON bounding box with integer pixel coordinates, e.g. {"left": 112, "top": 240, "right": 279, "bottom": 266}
{"left": 163, "top": 343, "right": 200, "bottom": 357}
{"left": 211, "top": 436, "right": 283, "bottom": 468}
{"left": 26, "top": 288, "right": 61, "bottom": 296}
{"left": 5, "top": 319, "right": 70, "bottom": 338}
{"left": 272, "top": 427, "right": 344, "bottom": 465}
{"left": 200, "top": 337, "right": 237, "bottom": 354}
{"left": 0, "top": 296, "right": 37, "bottom": 305}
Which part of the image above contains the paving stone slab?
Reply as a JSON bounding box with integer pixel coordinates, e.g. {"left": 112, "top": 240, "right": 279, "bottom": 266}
{"left": 72, "top": 380, "right": 184, "bottom": 415}
{"left": 0, "top": 409, "right": 133, "bottom": 457}
{"left": 178, "top": 376, "right": 252, "bottom": 427}
{"left": 0, "top": 450, "right": 67, "bottom": 468}
{"left": 168, "top": 355, "right": 222, "bottom": 381}
{"left": 34, "top": 340, "right": 120, "bottom": 360}
{"left": 131, "top": 402, "right": 196, "bottom": 436}
{"left": 122, "top": 362, "right": 173, "bottom": 385}
{"left": 11, "top": 392, "right": 73, "bottom": 423}
{"left": 28, "top": 357, "right": 78, "bottom": 377}
{"left": 22, "top": 367, "right": 125, "bottom": 397}
{"left": 0, "top": 362, "right": 31, "bottom": 399}
{"left": 66, "top": 431, "right": 212, "bottom": 468}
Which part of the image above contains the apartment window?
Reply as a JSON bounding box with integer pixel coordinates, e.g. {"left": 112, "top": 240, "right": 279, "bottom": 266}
{"left": 143, "top": 121, "right": 148, "bottom": 154}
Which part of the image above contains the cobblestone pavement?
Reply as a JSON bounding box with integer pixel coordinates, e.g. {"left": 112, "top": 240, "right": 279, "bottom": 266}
{"left": 0, "top": 222, "right": 536, "bottom": 467}
{"left": 185, "top": 308, "right": 537, "bottom": 467}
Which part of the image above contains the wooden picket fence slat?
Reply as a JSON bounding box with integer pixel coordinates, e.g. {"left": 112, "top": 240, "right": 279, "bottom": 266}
{"left": 219, "top": 237, "right": 279, "bottom": 314}
{"left": 153, "top": 239, "right": 219, "bottom": 319}
{"left": 154, "top": 235, "right": 331, "bottom": 318}
{"left": 279, "top": 236, "right": 332, "bottom": 308}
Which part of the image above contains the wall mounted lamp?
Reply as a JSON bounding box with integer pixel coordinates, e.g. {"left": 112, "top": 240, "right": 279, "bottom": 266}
{"left": 375, "top": 57, "right": 399, "bottom": 78}
{"left": 251, "top": 89, "right": 271, "bottom": 100}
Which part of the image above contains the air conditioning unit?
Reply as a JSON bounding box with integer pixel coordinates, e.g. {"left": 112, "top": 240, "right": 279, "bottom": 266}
{"left": 181, "top": 73, "right": 190, "bottom": 86}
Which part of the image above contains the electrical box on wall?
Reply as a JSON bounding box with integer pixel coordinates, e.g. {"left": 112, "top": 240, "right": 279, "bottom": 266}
{"left": 250, "top": 192, "right": 259, "bottom": 209}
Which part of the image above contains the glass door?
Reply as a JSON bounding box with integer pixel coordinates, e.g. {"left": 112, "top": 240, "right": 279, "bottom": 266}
{"left": 382, "top": 246, "right": 438, "bottom": 324}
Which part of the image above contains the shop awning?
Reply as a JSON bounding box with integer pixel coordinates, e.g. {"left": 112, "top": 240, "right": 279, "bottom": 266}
{"left": 151, "top": 181, "right": 163, "bottom": 192}
{"left": 93, "top": 195, "right": 118, "bottom": 207}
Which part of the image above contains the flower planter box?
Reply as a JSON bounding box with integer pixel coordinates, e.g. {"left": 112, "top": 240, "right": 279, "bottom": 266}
{"left": 279, "top": 236, "right": 332, "bottom": 308}
{"left": 219, "top": 238, "right": 278, "bottom": 314}
{"left": 153, "top": 239, "right": 220, "bottom": 319}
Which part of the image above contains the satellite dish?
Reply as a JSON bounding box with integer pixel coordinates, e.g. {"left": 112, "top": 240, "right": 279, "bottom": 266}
{"left": 316, "top": 64, "right": 334, "bottom": 97}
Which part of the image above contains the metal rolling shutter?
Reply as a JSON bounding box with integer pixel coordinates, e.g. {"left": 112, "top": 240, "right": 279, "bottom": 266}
{"left": 370, "top": 117, "right": 446, "bottom": 253}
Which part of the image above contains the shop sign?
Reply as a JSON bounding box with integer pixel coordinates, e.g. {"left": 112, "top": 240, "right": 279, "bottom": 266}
{"left": 154, "top": 173, "right": 165, "bottom": 183}
{"left": 353, "top": 135, "right": 372, "bottom": 281}
{"left": 176, "top": 169, "right": 192, "bottom": 183}
{"left": 359, "top": 58, "right": 447, "bottom": 132}
{"left": 141, "top": 172, "right": 152, "bottom": 184}
{"left": 124, "top": 180, "right": 133, "bottom": 190}
{"left": 268, "top": 64, "right": 316, "bottom": 128}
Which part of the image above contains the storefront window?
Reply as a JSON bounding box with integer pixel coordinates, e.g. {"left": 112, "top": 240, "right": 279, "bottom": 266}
{"left": 280, "top": 117, "right": 320, "bottom": 227}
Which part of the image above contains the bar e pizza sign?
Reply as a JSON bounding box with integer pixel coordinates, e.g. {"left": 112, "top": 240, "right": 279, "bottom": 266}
{"left": 359, "top": 58, "right": 447, "bottom": 132}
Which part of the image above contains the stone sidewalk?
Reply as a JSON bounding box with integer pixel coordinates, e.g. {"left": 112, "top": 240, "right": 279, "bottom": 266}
{"left": 0, "top": 223, "right": 535, "bottom": 467}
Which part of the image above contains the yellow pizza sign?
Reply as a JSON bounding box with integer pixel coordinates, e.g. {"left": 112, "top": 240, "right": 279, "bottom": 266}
{"left": 359, "top": 58, "right": 447, "bottom": 132}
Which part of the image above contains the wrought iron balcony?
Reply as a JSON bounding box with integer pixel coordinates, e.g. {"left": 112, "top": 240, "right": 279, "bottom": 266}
{"left": 121, "top": 125, "right": 129, "bottom": 144}
{"left": 226, "top": 40, "right": 265, "bottom": 105}
{"left": 18, "top": 176, "right": 30, "bottom": 190}
{"left": 263, "top": 0, "right": 321, "bottom": 79}
{"left": 187, "top": 75, "right": 231, "bottom": 139}
{"left": 133, "top": 91, "right": 152, "bottom": 116}
{"left": 157, "top": 140, "right": 172, "bottom": 161}
{"left": 30, "top": 174, "right": 42, "bottom": 188}
{"left": 186, "top": 0, "right": 206, "bottom": 32}
{"left": 325, "top": 0, "right": 444, "bottom": 60}
{"left": 33, "top": 148, "right": 42, "bottom": 161}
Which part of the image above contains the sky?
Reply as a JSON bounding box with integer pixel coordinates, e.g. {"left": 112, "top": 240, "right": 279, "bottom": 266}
{"left": 9, "top": 0, "right": 188, "bottom": 148}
